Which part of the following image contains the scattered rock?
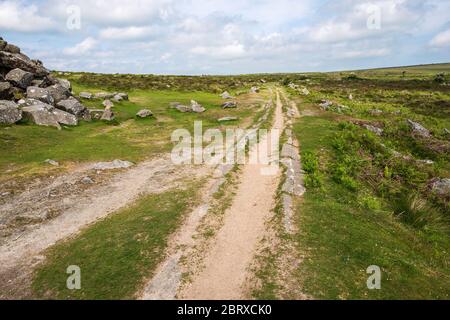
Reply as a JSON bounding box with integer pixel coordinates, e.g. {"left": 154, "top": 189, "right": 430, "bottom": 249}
{"left": 176, "top": 104, "right": 192, "bottom": 113}
{"left": 91, "top": 159, "right": 134, "bottom": 171}
{"left": 101, "top": 108, "right": 115, "bottom": 121}
{"left": 443, "top": 128, "right": 449, "bottom": 135}
{"left": 136, "top": 109, "right": 153, "bottom": 118}
{"left": 250, "top": 86, "right": 260, "bottom": 93}
{"left": 300, "top": 87, "right": 310, "bottom": 95}
{"left": 369, "top": 109, "right": 383, "bottom": 116}
{"left": 430, "top": 178, "right": 450, "bottom": 196}
{"left": 417, "top": 159, "right": 434, "bottom": 165}
{"left": 349, "top": 94, "right": 354, "bottom": 100}
{"left": 89, "top": 109, "right": 104, "bottom": 120}
{"left": 407, "top": 119, "right": 431, "bottom": 138}
{"left": 169, "top": 102, "right": 181, "bottom": 109}
{"left": 319, "top": 100, "right": 333, "bottom": 110}
{"left": 102, "top": 99, "right": 114, "bottom": 109}
{"left": 5, "top": 68, "right": 34, "bottom": 89}
{"left": 116, "top": 92, "right": 128, "bottom": 100}
{"left": 222, "top": 101, "right": 237, "bottom": 109}
{"left": 112, "top": 94, "right": 123, "bottom": 102}
{"left": 0, "top": 100, "right": 22, "bottom": 124}
{"left": 220, "top": 91, "right": 233, "bottom": 99}
{"left": 26, "top": 86, "right": 54, "bottom": 104}
{"left": 363, "top": 124, "right": 384, "bottom": 136}
{"left": 191, "top": 100, "right": 205, "bottom": 113}
{"left": 218, "top": 117, "right": 238, "bottom": 122}
{"left": 95, "top": 92, "right": 116, "bottom": 100}
{"left": 44, "top": 159, "right": 59, "bottom": 166}
{"left": 79, "top": 92, "right": 93, "bottom": 99}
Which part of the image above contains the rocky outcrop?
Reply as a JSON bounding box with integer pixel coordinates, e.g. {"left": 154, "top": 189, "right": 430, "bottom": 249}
{"left": 0, "top": 100, "right": 22, "bottom": 124}
{"left": 0, "top": 38, "right": 95, "bottom": 127}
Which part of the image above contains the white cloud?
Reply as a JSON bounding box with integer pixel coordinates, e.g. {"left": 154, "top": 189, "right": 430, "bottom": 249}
{"left": 0, "top": 1, "right": 56, "bottom": 32}
{"left": 335, "top": 48, "right": 391, "bottom": 59}
{"left": 63, "top": 37, "right": 97, "bottom": 56}
{"left": 191, "top": 43, "right": 246, "bottom": 60}
{"left": 99, "top": 26, "right": 158, "bottom": 40}
{"left": 430, "top": 29, "right": 450, "bottom": 47}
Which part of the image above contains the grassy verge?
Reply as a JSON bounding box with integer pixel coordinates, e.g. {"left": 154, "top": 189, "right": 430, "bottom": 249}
{"left": 292, "top": 115, "right": 450, "bottom": 299}
{"left": 32, "top": 184, "right": 201, "bottom": 300}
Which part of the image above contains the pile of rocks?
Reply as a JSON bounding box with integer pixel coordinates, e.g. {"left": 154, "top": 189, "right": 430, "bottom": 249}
{"left": 0, "top": 38, "right": 90, "bottom": 128}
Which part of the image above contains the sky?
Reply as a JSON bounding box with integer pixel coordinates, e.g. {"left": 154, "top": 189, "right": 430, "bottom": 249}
{"left": 0, "top": 0, "right": 449, "bottom": 75}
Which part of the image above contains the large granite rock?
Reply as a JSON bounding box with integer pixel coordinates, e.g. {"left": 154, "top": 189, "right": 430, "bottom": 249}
{"left": 48, "top": 84, "right": 71, "bottom": 104}
{"left": 0, "top": 81, "right": 12, "bottom": 99}
{"left": 26, "top": 86, "right": 54, "bottom": 104}
{"left": 0, "top": 100, "right": 22, "bottom": 124}
{"left": 56, "top": 97, "right": 91, "bottom": 121}
{"left": 22, "top": 103, "right": 78, "bottom": 128}
{"left": 5, "top": 68, "right": 34, "bottom": 89}
{"left": 0, "top": 50, "right": 49, "bottom": 77}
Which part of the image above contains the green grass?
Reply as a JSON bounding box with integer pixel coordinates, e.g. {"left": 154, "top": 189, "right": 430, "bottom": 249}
{"left": 32, "top": 185, "right": 200, "bottom": 300}
{"left": 290, "top": 115, "right": 450, "bottom": 299}
{"left": 0, "top": 82, "right": 265, "bottom": 182}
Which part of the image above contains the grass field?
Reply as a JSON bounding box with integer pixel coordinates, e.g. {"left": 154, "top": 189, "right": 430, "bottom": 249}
{"left": 0, "top": 75, "right": 268, "bottom": 184}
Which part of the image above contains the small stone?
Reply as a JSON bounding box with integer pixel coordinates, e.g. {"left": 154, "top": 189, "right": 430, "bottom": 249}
{"left": 81, "top": 177, "right": 94, "bottom": 184}
{"left": 136, "top": 109, "right": 153, "bottom": 118}
{"left": 222, "top": 101, "right": 237, "bottom": 109}
{"left": 218, "top": 117, "right": 238, "bottom": 122}
{"left": 44, "top": 159, "right": 59, "bottom": 166}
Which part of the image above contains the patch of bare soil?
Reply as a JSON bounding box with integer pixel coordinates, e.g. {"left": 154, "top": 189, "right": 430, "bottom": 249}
{"left": 0, "top": 155, "right": 211, "bottom": 299}
{"left": 177, "top": 90, "right": 284, "bottom": 300}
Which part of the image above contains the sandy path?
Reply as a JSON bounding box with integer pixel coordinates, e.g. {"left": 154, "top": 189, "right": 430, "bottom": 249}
{"left": 0, "top": 155, "right": 210, "bottom": 298}
{"left": 179, "top": 90, "right": 284, "bottom": 300}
